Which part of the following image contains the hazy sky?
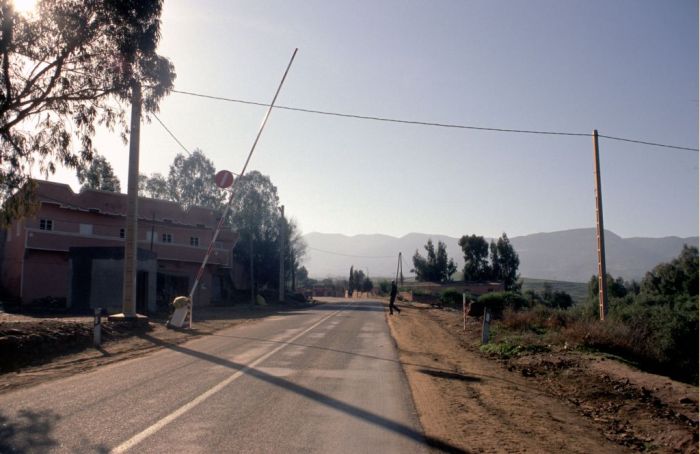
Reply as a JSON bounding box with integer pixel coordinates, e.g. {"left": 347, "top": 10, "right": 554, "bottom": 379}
{"left": 46, "top": 0, "right": 698, "bottom": 239}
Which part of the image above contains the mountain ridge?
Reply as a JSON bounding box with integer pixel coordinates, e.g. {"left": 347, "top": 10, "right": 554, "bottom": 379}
{"left": 302, "top": 228, "right": 698, "bottom": 282}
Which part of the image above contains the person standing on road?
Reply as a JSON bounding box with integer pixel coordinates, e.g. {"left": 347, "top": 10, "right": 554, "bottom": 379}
{"left": 389, "top": 280, "right": 401, "bottom": 315}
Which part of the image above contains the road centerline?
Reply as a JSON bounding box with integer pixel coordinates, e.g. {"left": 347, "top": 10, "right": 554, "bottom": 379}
{"left": 111, "top": 305, "right": 346, "bottom": 453}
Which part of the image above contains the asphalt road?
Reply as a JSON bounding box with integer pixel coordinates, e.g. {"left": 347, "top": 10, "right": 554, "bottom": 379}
{"left": 0, "top": 299, "right": 435, "bottom": 453}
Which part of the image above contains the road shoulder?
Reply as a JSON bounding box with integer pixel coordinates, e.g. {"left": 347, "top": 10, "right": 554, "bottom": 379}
{"left": 0, "top": 303, "right": 315, "bottom": 395}
{"left": 386, "top": 301, "right": 640, "bottom": 453}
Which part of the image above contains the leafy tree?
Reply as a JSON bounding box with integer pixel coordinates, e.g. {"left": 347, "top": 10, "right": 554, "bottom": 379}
{"left": 590, "top": 247, "right": 700, "bottom": 383}
{"left": 348, "top": 265, "right": 354, "bottom": 296}
{"left": 489, "top": 241, "right": 501, "bottom": 281}
{"left": 361, "top": 276, "right": 373, "bottom": 293}
{"left": 139, "top": 172, "right": 168, "bottom": 199}
{"left": 412, "top": 239, "right": 456, "bottom": 283}
{"left": 436, "top": 240, "right": 457, "bottom": 282}
{"left": 641, "top": 245, "right": 698, "bottom": 300}
{"left": 353, "top": 269, "right": 366, "bottom": 292}
{"left": 229, "top": 171, "right": 282, "bottom": 291}
{"left": 412, "top": 239, "right": 435, "bottom": 281}
{"left": 588, "top": 274, "right": 636, "bottom": 300}
{"left": 523, "top": 289, "right": 541, "bottom": 307}
{"left": 229, "top": 171, "right": 280, "bottom": 238}
{"left": 295, "top": 266, "right": 310, "bottom": 288}
{"left": 76, "top": 155, "right": 120, "bottom": 192}
{"left": 167, "top": 149, "right": 225, "bottom": 210}
{"left": 549, "top": 291, "right": 573, "bottom": 309}
{"left": 284, "top": 218, "right": 307, "bottom": 291}
{"left": 458, "top": 234, "right": 490, "bottom": 281}
{"left": 0, "top": 0, "right": 175, "bottom": 225}
{"left": 491, "top": 233, "right": 520, "bottom": 290}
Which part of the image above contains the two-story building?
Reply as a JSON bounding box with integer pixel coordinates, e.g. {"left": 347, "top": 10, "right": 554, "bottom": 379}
{"left": 0, "top": 180, "right": 239, "bottom": 313}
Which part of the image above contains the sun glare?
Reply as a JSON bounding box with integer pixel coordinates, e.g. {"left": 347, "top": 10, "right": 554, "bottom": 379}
{"left": 12, "top": 0, "right": 37, "bottom": 14}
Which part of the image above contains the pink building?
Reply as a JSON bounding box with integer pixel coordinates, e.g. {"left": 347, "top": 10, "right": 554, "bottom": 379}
{"left": 0, "top": 180, "right": 239, "bottom": 313}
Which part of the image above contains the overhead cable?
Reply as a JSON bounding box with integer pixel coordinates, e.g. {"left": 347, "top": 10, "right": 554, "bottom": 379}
{"left": 172, "top": 89, "right": 589, "bottom": 137}
{"left": 152, "top": 113, "right": 191, "bottom": 155}
{"left": 171, "top": 89, "right": 698, "bottom": 152}
{"left": 597, "top": 134, "right": 698, "bottom": 152}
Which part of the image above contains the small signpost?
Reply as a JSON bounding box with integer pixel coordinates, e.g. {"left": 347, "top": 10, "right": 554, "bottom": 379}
{"left": 481, "top": 307, "right": 492, "bottom": 344}
{"left": 94, "top": 308, "right": 102, "bottom": 347}
{"left": 462, "top": 293, "right": 467, "bottom": 332}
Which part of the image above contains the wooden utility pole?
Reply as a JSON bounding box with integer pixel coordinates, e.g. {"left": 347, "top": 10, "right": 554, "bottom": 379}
{"left": 119, "top": 80, "right": 142, "bottom": 320}
{"left": 592, "top": 129, "right": 608, "bottom": 320}
{"left": 279, "top": 205, "right": 285, "bottom": 303}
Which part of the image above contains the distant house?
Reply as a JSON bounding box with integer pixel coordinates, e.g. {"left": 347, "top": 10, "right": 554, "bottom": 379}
{"left": 0, "top": 180, "right": 240, "bottom": 313}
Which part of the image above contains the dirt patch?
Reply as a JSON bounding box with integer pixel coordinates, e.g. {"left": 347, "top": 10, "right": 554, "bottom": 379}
{"left": 386, "top": 301, "right": 698, "bottom": 453}
{"left": 0, "top": 302, "right": 314, "bottom": 395}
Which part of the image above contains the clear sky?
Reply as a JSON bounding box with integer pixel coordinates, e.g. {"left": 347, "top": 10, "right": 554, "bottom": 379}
{"left": 47, "top": 0, "right": 698, "bottom": 239}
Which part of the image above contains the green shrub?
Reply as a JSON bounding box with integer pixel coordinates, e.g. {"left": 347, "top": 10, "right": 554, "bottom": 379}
{"left": 27, "top": 296, "right": 67, "bottom": 312}
{"left": 480, "top": 338, "right": 550, "bottom": 358}
{"left": 439, "top": 289, "right": 464, "bottom": 308}
{"left": 286, "top": 292, "right": 307, "bottom": 303}
{"left": 378, "top": 280, "right": 391, "bottom": 295}
{"left": 476, "top": 291, "right": 528, "bottom": 317}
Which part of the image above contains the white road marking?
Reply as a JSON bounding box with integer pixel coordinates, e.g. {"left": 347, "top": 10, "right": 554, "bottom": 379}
{"left": 111, "top": 307, "right": 345, "bottom": 453}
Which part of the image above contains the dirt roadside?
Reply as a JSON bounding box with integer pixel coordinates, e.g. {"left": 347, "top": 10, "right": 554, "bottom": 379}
{"left": 385, "top": 301, "right": 698, "bottom": 453}
{"left": 0, "top": 303, "right": 313, "bottom": 395}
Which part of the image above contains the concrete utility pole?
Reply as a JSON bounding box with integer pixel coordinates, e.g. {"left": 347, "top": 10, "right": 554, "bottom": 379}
{"left": 592, "top": 129, "right": 608, "bottom": 320}
{"left": 250, "top": 236, "right": 255, "bottom": 305}
{"left": 115, "top": 80, "right": 143, "bottom": 321}
{"left": 279, "top": 205, "right": 285, "bottom": 303}
{"left": 395, "top": 252, "right": 402, "bottom": 283}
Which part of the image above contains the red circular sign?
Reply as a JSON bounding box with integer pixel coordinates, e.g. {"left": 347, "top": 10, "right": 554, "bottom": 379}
{"left": 215, "top": 170, "right": 234, "bottom": 189}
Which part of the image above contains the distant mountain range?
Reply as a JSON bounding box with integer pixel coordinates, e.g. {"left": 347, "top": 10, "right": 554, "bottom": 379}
{"left": 302, "top": 229, "right": 698, "bottom": 283}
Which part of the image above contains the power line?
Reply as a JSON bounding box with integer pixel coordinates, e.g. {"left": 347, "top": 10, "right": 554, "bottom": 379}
{"left": 171, "top": 89, "right": 699, "bottom": 152}
{"left": 172, "top": 89, "right": 589, "bottom": 137}
{"left": 152, "top": 113, "right": 191, "bottom": 155}
{"left": 307, "top": 246, "right": 395, "bottom": 259}
{"left": 597, "top": 134, "right": 698, "bottom": 152}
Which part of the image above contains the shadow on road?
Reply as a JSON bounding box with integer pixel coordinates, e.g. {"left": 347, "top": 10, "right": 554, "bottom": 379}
{"left": 204, "top": 333, "right": 546, "bottom": 395}
{"left": 418, "top": 369, "right": 481, "bottom": 383}
{"left": 140, "top": 333, "right": 468, "bottom": 453}
{"left": 313, "top": 304, "right": 385, "bottom": 312}
{"left": 0, "top": 410, "right": 60, "bottom": 453}
{"left": 0, "top": 410, "right": 111, "bottom": 453}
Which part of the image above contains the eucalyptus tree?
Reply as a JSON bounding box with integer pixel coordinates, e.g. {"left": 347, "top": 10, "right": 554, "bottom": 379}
{"left": 0, "top": 0, "right": 174, "bottom": 224}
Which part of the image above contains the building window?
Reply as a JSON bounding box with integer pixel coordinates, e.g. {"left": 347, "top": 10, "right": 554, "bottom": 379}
{"left": 162, "top": 233, "right": 173, "bottom": 243}
{"left": 190, "top": 236, "right": 199, "bottom": 247}
{"left": 39, "top": 219, "right": 53, "bottom": 231}
{"left": 119, "top": 228, "right": 125, "bottom": 238}
{"left": 79, "top": 223, "right": 93, "bottom": 235}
